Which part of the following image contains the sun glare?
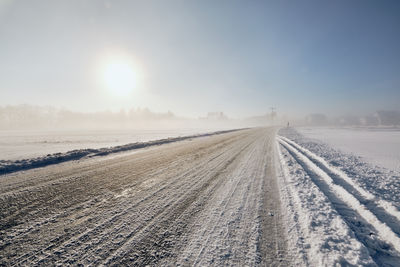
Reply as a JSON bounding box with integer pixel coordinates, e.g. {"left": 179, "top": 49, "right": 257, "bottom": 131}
{"left": 103, "top": 61, "right": 137, "bottom": 97}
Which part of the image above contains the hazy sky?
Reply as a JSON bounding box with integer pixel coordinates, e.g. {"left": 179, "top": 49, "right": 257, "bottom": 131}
{"left": 1, "top": 0, "right": 399, "bottom": 118}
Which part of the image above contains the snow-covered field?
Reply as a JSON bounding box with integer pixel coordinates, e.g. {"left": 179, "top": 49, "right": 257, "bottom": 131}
{"left": 297, "top": 127, "right": 400, "bottom": 172}
{"left": 278, "top": 127, "right": 400, "bottom": 266}
{"left": 0, "top": 128, "right": 209, "bottom": 161}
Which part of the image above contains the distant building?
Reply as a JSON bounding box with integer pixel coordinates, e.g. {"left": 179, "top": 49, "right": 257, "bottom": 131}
{"left": 201, "top": 112, "right": 228, "bottom": 120}
{"left": 375, "top": 110, "right": 400, "bottom": 126}
{"left": 360, "top": 114, "right": 380, "bottom": 126}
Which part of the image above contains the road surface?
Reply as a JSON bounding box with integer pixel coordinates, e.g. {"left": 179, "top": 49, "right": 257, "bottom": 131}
{"left": 0, "top": 128, "right": 288, "bottom": 266}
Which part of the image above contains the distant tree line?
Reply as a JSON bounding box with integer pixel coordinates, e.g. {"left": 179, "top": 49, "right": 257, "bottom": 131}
{"left": 0, "top": 105, "right": 177, "bottom": 130}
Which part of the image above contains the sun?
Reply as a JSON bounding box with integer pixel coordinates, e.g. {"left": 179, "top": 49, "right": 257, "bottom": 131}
{"left": 103, "top": 61, "right": 137, "bottom": 97}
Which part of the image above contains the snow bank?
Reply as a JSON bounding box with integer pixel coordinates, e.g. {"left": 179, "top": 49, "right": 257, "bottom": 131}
{"left": 276, "top": 142, "right": 375, "bottom": 266}
{"left": 279, "top": 127, "right": 400, "bottom": 207}
{"left": 278, "top": 127, "right": 400, "bottom": 265}
{"left": 0, "top": 129, "right": 243, "bottom": 175}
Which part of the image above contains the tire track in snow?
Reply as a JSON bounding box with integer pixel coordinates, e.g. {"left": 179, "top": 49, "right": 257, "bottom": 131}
{"left": 189, "top": 141, "right": 258, "bottom": 266}
{"left": 2, "top": 154, "right": 198, "bottom": 264}
{"left": 174, "top": 130, "right": 287, "bottom": 266}
{"left": 278, "top": 137, "right": 400, "bottom": 265}
{"left": 280, "top": 136, "right": 400, "bottom": 228}
{"left": 7, "top": 133, "right": 247, "bottom": 266}
{"left": 275, "top": 142, "right": 309, "bottom": 265}
{"left": 99, "top": 137, "right": 254, "bottom": 266}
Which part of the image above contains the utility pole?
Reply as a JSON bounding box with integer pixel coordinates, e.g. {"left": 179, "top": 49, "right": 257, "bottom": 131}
{"left": 270, "top": 107, "right": 276, "bottom": 123}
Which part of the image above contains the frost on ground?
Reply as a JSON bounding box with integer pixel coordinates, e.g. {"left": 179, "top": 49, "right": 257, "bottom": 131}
{"left": 277, "top": 127, "right": 400, "bottom": 266}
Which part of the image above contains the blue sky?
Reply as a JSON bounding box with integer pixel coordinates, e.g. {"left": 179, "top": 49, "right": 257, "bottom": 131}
{"left": 0, "top": 0, "right": 399, "bottom": 118}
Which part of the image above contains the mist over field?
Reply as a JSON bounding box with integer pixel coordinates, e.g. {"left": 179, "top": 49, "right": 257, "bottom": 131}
{"left": 0, "top": 105, "right": 399, "bottom": 131}
{"left": 0, "top": 104, "right": 283, "bottom": 130}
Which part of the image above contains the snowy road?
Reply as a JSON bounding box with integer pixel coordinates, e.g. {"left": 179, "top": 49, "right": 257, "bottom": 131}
{"left": 0, "top": 128, "right": 287, "bottom": 266}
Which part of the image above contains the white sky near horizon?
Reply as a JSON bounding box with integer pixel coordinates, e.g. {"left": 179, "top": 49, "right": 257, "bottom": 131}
{"left": 0, "top": 0, "right": 399, "bottom": 119}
